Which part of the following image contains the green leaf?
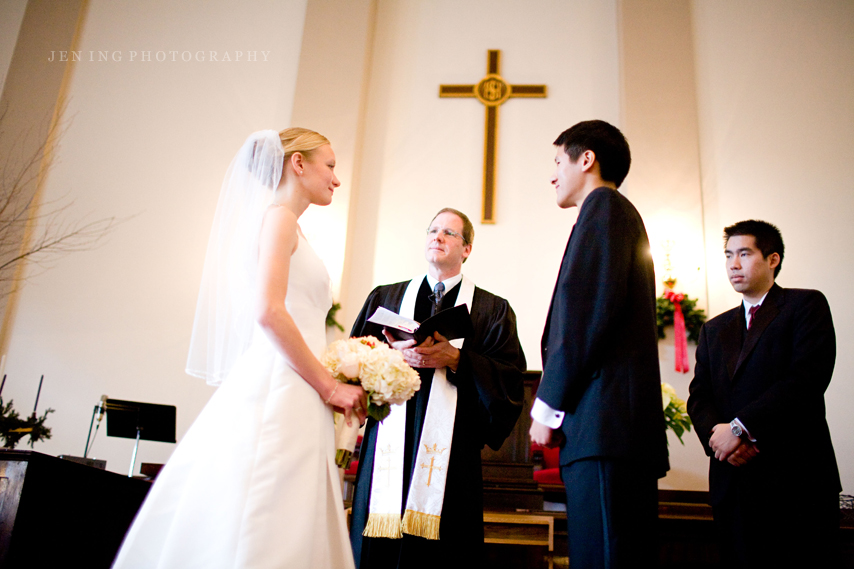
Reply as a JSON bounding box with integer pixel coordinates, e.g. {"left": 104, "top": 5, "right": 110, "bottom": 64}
{"left": 368, "top": 403, "right": 391, "bottom": 423}
{"left": 326, "top": 302, "right": 346, "bottom": 332}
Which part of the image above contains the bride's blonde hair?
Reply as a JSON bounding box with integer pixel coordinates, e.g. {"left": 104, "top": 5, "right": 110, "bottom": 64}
{"left": 279, "top": 127, "right": 329, "bottom": 162}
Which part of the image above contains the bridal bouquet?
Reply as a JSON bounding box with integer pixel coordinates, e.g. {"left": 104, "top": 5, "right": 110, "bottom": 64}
{"left": 322, "top": 336, "right": 421, "bottom": 468}
{"left": 661, "top": 382, "right": 692, "bottom": 445}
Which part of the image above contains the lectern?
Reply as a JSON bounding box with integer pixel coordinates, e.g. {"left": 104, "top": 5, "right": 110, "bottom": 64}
{"left": 105, "top": 398, "right": 176, "bottom": 476}
{"left": 0, "top": 450, "right": 151, "bottom": 568}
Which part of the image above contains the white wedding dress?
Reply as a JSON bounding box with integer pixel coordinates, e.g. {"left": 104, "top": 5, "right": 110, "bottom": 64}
{"left": 113, "top": 234, "right": 354, "bottom": 569}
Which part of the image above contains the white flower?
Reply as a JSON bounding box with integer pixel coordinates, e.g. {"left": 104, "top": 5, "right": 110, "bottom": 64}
{"left": 661, "top": 382, "right": 677, "bottom": 410}
{"left": 321, "top": 336, "right": 421, "bottom": 413}
{"left": 321, "top": 337, "right": 374, "bottom": 381}
{"left": 360, "top": 347, "right": 420, "bottom": 404}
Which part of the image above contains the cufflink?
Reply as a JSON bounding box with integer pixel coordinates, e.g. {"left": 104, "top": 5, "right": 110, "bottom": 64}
{"left": 730, "top": 420, "right": 743, "bottom": 438}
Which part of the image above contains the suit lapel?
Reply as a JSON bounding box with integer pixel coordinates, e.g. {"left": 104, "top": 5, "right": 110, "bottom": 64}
{"left": 733, "top": 284, "right": 783, "bottom": 378}
{"left": 541, "top": 224, "right": 576, "bottom": 354}
{"left": 720, "top": 309, "right": 743, "bottom": 381}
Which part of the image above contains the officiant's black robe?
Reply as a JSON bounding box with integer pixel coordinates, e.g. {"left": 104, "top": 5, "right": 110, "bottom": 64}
{"left": 348, "top": 277, "right": 526, "bottom": 569}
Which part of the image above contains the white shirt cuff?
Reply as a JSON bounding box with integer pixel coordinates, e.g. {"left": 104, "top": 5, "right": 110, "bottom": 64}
{"left": 531, "top": 398, "right": 564, "bottom": 429}
{"left": 733, "top": 417, "right": 756, "bottom": 442}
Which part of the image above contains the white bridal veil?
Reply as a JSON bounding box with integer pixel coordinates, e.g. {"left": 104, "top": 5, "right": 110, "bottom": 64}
{"left": 186, "top": 130, "right": 284, "bottom": 385}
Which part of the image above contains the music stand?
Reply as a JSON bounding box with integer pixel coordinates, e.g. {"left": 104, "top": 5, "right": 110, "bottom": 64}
{"left": 105, "top": 399, "right": 176, "bottom": 476}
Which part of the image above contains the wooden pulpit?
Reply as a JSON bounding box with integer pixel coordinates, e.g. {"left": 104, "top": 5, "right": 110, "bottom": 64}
{"left": 481, "top": 371, "right": 544, "bottom": 510}
{"left": 0, "top": 450, "right": 151, "bottom": 568}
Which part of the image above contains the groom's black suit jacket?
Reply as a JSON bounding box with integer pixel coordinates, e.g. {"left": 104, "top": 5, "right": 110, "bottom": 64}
{"left": 537, "top": 187, "right": 669, "bottom": 477}
{"left": 688, "top": 283, "right": 840, "bottom": 506}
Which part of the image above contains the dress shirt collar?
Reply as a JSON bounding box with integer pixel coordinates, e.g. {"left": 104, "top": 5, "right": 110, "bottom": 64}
{"left": 425, "top": 273, "right": 462, "bottom": 294}
{"left": 743, "top": 291, "right": 769, "bottom": 324}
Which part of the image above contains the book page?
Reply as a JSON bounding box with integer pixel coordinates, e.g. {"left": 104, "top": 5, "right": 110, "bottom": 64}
{"left": 367, "top": 307, "right": 420, "bottom": 333}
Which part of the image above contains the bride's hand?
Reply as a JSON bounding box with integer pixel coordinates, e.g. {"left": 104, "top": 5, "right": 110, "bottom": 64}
{"left": 329, "top": 383, "right": 368, "bottom": 426}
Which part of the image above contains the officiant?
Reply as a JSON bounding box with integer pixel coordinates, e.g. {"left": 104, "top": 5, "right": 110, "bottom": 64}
{"left": 348, "top": 207, "right": 527, "bottom": 569}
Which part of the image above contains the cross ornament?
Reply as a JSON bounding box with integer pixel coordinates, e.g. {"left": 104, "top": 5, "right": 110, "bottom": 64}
{"left": 420, "top": 443, "right": 447, "bottom": 487}
{"left": 378, "top": 443, "right": 396, "bottom": 487}
{"left": 440, "top": 50, "right": 547, "bottom": 223}
{"left": 420, "top": 455, "right": 443, "bottom": 487}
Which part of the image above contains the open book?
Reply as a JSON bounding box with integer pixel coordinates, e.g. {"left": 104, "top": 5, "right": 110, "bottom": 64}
{"left": 367, "top": 304, "right": 475, "bottom": 344}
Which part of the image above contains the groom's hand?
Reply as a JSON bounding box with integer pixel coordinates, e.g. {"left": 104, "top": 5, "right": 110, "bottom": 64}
{"left": 529, "top": 419, "right": 562, "bottom": 448}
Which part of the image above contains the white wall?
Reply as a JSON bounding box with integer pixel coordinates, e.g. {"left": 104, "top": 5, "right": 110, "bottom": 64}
{"left": 290, "top": 0, "right": 377, "bottom": 303}
{"left": 2, "top": 0, "right": 308, "bottom": 473}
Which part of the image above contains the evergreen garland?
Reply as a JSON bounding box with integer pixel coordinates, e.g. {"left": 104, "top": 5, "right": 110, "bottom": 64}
{"left": 656, "top": 293, "right": 707, "bottom": 344}
{"left": 326, "top": 302, "right": 345, "bottom": 332}
{"left": 0, "top": 397, "right": 53, "bottom": 448}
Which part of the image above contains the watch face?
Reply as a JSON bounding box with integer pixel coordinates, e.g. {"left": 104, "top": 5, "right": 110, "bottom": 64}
{"left": 731, "top": 423, "right": 743, "bottom": 437}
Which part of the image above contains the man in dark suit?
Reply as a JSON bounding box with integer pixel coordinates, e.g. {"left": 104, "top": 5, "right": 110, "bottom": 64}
{"left": 529, "top": 120, "right": 669, "bottom": 568}
{"left": 688, "top": 220, "right": 841, "bottom": 567}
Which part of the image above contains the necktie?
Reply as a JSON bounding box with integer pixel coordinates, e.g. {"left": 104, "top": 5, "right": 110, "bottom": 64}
{"left": 431, "top": 282, "right": 445, "bottom": 315}
{"left": 747, "top": 304, "right": 761, "bottom": 329}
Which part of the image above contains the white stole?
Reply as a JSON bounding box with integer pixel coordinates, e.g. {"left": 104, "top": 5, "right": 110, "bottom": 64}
{"left": 363, "top": 275, "right": 475, "bottom": 540}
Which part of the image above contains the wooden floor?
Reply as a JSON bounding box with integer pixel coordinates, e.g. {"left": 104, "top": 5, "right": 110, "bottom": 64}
{"left": 484, "top": 511, "right": 559, "bottom": 569}
{"left": 483, "top": 544, "right": 564, "bottom": 569}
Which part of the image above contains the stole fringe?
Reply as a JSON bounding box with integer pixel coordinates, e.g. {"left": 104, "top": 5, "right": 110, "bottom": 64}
{"left": 363, "top": 513, "right": 402, "bottom": 538}
{"left": 401, "top": 509, "right": 441, "bottom": 540}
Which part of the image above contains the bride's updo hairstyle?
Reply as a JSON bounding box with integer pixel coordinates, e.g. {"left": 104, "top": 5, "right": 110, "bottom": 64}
{"left": 279, "top": 127, "right": 330, "bottom": 170}
{"left": 187, "top": 127, "right": 330, "bottom": 385}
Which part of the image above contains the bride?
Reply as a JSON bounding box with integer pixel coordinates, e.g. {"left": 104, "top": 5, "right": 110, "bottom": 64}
{"left": 113, "top": 129, "right": 367, "bottom": 568}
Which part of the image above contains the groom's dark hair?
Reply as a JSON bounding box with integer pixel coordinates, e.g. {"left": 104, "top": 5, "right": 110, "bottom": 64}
{"left": 554, "top": 120, "right": 631, "bottom": 188}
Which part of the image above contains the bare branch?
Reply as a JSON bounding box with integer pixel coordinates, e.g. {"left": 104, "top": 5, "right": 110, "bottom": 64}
{"left": 0, "top": 216, "right": 121, "bottom": 274}
{"left": 0, "top": 108, "right": 123, "bottom": 299}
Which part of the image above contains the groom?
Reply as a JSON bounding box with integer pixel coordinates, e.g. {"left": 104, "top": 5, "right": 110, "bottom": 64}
{"left": 348, "top": 207, "right": 526, "bottom": 569}
{"left": 529, "top": 120, "right": 669, "bottom": 568}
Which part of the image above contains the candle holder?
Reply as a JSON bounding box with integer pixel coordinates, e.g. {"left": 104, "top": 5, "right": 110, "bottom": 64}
{"left": 0, "top": 375, "right": 53, "bottom": 448}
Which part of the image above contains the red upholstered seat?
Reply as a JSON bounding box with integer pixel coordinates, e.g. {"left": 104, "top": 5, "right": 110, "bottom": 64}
{"left": 344, "top": 435, "right": 363, "bottom": 475}
{"left": 531, "top": 443, "right": 562, "bottom": 484}
{"left": 533, "top": 467, "right": 562, "bottom": 485}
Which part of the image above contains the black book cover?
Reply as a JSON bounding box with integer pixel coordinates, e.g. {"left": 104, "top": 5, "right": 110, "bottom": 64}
{"left": 376, "top": 304, "right": 475, "bottom": 344}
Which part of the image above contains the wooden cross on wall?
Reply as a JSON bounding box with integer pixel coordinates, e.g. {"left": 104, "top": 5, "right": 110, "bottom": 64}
{"left": 440, "top": 50, "right": 547, "bottom": 224}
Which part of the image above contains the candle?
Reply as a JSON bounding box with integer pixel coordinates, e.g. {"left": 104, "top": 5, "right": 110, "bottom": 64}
{"left": 33, "top": 374, "right": 44, "bottom": 415}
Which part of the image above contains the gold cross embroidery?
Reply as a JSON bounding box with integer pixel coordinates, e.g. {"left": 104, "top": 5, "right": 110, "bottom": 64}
{"left": 420, "top": 456, "right": 444, "bottom": 487}
{"left": 419, "top": 443, "right": 448, "bottom": 487}
{"left": 377, "top": 444, "right": 396, "bottom": 487}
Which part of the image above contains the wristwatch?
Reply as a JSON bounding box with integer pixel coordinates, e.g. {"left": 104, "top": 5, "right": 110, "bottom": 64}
{"left": 730, "top": 420, "right": 743, "bottom": 438}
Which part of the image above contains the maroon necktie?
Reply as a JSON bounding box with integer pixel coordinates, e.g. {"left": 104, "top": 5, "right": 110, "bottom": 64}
{"left": 747, "top": 304, "right": 761, "bottom": 330}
